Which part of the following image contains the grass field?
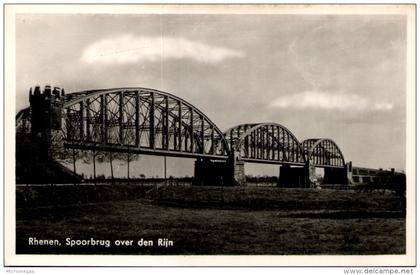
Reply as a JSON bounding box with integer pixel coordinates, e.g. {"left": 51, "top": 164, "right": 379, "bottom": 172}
{"left": 16, "top": 185, "right": 405, "bottom": 255}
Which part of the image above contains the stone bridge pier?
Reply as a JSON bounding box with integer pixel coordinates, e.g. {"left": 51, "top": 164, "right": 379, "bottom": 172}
{"left": 193, "top": 152, "right": 245, "bottom": 186}
{"left": 323, "top": 165, "right": 351, "bottom": 185}
{"left": 194, "top": 157, "right": 351, "bottom": 187}
{"left": 278, "top": 162, "right": 351, "bottom": 188}
{"left": 277, "top": 164, "right": 314, "bottom": 188}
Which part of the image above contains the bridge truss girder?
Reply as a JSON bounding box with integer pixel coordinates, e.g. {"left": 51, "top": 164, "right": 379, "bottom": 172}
{"left": 301, "top": 138, "right": 345, "bottom": 168}
{"left": 62, "top": 88, "right": 230, "bottom": 158}
{"left": 224, "top": 123, "right": 305, "bottom": 164}
{"left": 16, "top": 86, "right": 347, "bottom": 170}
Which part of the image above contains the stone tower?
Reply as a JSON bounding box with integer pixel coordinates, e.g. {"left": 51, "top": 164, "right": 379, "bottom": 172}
{"left": 29, "top": 85, "right": 65, "bottom": 151}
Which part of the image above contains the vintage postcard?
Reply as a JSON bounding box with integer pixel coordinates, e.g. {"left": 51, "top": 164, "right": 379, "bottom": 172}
{"left": 4, "top": 4, "right": 416, "bottom": 267}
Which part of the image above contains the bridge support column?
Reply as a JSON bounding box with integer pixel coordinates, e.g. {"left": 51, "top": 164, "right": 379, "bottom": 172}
{"left": 231, "top": 152, "right": 245, "bottom": 186}
{"left": 193, "top": 159, "right": 229, "bottom": 186}
{"left": 278, "top": 163, "right": 315, "bottom": 188}
{"left": 322, "top": 163, "right": 351, "bottom": 186}
{"left": 193, "top": 153, "right": 245, "bottom": 186}
{"left": 346, "top": 161, "right": 354, "bottom": 184}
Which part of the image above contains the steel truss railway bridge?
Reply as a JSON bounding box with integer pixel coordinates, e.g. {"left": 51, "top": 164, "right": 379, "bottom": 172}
{"left": 16, "top": 86, "right": 352, "bottom": 187}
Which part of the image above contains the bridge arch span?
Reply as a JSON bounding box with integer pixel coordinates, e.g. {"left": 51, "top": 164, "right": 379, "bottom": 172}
{"left": 19, "top": 86, "right": 231, "bottom": 159}
{"left": 64, "top": 87, "right": 231, "bottom": 158}
{"left": 16, "top": 107, "right": 31, "bottom": 134}
{"left": 301, "top": 138, "right": 345, "bottom": 168}
{"left": 224, "top": 123, "right": 305, "bottom": 164}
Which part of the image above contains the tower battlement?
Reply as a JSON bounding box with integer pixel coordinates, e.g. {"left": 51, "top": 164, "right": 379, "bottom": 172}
{"left": 29, "top": 85, "right": 65, "bottom": 140}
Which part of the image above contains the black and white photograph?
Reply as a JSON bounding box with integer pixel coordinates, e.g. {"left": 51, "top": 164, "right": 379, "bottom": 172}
{"left": 4, "top": 4, "right": 416, "bottom": 267}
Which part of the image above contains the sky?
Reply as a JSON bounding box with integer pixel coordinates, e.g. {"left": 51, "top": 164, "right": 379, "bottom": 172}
{"left": 15, "top": 13, "right": 407, "bottom": 177}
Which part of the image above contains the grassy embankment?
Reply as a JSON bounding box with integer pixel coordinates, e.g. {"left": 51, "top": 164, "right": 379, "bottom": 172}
{"left": 16, "top": 185, "right": 405, "bottom": 255}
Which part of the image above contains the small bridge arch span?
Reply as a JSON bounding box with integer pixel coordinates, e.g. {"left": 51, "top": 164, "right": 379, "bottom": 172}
{"left": 301, "top": 138, "right": 345, "bottom": 168}
{"left": 224, "top": 123, "right": 305, "bottom": 165}
{"left": 301, "top": 138, "right": 349, "bottom": 186}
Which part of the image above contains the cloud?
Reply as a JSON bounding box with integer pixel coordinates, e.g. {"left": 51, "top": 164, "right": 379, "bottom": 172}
{"left": 81, "top": 35, "right": 244, "bottom": 65}
{"left": 268, "top": 90, "right": 393, "bottom": 112}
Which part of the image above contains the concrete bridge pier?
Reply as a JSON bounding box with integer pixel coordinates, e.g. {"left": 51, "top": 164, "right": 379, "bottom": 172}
{"left": 278, "top": 162, "right": 352, "bottom": 188}
{"left": 277, "top": 164, "right": 315, "bottom": 188}
{"left": 231, "top": 152, "right": 245, "bottom": 185}
{"left": 322, "top": 162, "right": 352, "bottom": 185}
{"left": 193, "top": 152, "right": 245, "bottom": 186}
{"left": 193, "top": 159, "right": 227, "bottom": 186}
